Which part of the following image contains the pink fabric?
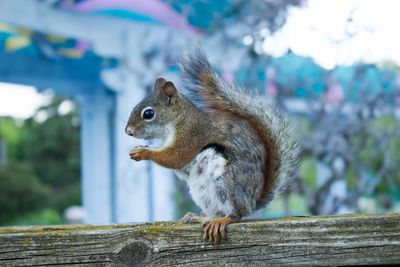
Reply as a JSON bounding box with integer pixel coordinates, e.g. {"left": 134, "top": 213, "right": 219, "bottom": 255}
{"left": 75, "top": 40, "right": 91, "bottom": 52}
{"left": 325, "top": 79, "right": 344, "bottom": 102}
{"left": 222, "top": 69, "right": 234, "bottom": 84}
{"left": 63, "top": 0, "right": 197, "bottom": 33}
{"left": 265, "top": 67, "right": 278, "bottom": 97}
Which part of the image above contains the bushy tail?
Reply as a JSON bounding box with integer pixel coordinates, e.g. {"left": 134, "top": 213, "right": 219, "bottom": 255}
{"left": 180, "top": 47, "right": 299, "bottom": 205}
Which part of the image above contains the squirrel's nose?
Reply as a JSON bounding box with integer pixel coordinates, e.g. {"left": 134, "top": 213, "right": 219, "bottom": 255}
{"left": 125, "top": 126, "right": 134, "bottom": 136}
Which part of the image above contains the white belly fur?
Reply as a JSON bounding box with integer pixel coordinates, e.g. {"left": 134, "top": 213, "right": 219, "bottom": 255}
{"left": 183, "top": 148, "right": 234, "bottom": 218}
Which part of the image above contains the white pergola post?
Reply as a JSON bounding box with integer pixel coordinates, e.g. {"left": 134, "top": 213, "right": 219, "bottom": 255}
{"left": 78, "top": 88, "right": 114, "bottom": 224}
{"left": 0, "top": 0, "right": 181, "bottom": 224}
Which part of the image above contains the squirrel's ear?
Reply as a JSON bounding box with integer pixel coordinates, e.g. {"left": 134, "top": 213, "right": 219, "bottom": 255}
{"left": 160, "top": 81, "right": 178, "bottom": 106}
{"left": 153, "top": 77, "right": 166, "bottom": 92}
{"left": 162, "top": 81, "right": 177, "bottom": 97}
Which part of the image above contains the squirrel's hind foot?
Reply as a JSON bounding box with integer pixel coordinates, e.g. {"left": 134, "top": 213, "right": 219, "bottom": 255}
{"left": 180, "top": 212, "right": 206, "bottom": 224}
{"left": 203, "top": 216, "right": 241, "bottom": 245}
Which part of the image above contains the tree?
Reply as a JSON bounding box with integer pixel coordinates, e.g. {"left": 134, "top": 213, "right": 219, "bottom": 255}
{"left": 284, "top": 65, "right": 400, "bottom": 215}
{"left": 20, "top": 96, "right": 81, "bottom": 211}
{"left": 0, "top": 162, "right": 51, "bottom": 224}
{"left": 0, "top": 96, "right": 81, "bottom": 225}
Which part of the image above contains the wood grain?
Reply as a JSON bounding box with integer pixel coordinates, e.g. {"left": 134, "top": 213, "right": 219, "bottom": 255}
{"left": 0, "top": 214, "right": 399, "bottom": 266}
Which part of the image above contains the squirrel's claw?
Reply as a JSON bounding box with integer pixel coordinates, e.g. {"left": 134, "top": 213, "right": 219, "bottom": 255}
{"left": 180, "top": 212, "right": 206, "bottom": 224}
{"left": 129, "top": 147, "right": 151, "bottom": 161}
{"left": 203, "top": 216, "right": 235, "bottom": 245}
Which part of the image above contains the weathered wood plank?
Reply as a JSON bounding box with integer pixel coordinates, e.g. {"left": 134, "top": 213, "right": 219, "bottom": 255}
{"left": 0, "top": 214, "right": 399, "bottom": 266}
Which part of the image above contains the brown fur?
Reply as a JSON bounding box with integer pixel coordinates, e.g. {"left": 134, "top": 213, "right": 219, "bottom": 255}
{"left": 127, "top": 49, "right": 297, "bottom": 245}
{"left": 127, "top": 78, "right": 222, "bottom": 169}
{"left": 191, "top": 86, "right": 278, "bottom": 205}
{"left": 146, "top": 116, "right": 216, "bottom": 169}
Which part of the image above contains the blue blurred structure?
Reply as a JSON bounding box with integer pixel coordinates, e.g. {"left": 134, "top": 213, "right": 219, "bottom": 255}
{"left": 0, "top": 0, "right": 250, "bottom": 224}
{"left": 0, "top": 0, "right": 186, "bottom": 224}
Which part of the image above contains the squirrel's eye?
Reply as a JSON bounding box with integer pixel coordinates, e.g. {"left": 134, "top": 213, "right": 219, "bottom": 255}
{"left": 141, "top": 107, "right": 156, "bottom": 122}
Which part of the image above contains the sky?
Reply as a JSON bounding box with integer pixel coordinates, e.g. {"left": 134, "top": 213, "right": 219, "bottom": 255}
{"left": 264, "top": 0, "right": 400, "bottom": 69}
{"left": 1, "top": 0, "right": 400, "bottom": 118}
{"left": 0, "top": 82, "right": 48, "bottom": 118}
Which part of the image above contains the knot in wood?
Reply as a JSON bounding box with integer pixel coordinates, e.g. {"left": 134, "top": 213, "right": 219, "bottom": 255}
{"left": 113, "top": 241, "right": 151, "bottom": 267}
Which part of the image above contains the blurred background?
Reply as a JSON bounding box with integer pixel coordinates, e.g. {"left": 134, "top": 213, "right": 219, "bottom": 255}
{"left": 0, "top": 0, "right": 399, "bottom": 226}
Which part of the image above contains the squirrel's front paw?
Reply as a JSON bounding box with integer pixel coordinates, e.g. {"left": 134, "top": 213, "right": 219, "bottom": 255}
{"left": 129, "top": 147, "right": 151, "bottom": 161}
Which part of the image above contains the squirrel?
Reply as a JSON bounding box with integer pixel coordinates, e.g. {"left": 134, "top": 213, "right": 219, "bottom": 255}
{"left": 125, "top": 47, "right": 299, "bottom": 245}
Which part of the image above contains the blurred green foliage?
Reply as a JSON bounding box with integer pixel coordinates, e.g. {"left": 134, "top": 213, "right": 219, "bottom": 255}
{"left": 266, "top": 193, "right": 309, "bottom": 217}
{"left": 357, "top": 116, "right": 400, "bottom": 197}
{"left": 10, "top": 208, "right": 63, "bottom": 226}
{"left": 173, "top": 177, "right": 200, "bottom": 219}
{"left": 301, "top": 114, "right": 400, "bottom": 214}
{"left": 0, "top": 96, "right": 80, "bottom": 225}
{"left": 299, "top": 157, "right": 317, "bottom": 190}
{"left": 0, "top": 117, "right": 23, "bottom": 159}
{"left": 0, "top": 162, "right": 51, "bottom": 224}
{"left": 22, "top": 98, "right": 80, "bottom": 188}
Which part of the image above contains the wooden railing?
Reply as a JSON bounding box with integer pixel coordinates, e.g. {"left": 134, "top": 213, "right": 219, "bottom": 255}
{"left": 1, "top": 214, "right": 399, "bottom": 266}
